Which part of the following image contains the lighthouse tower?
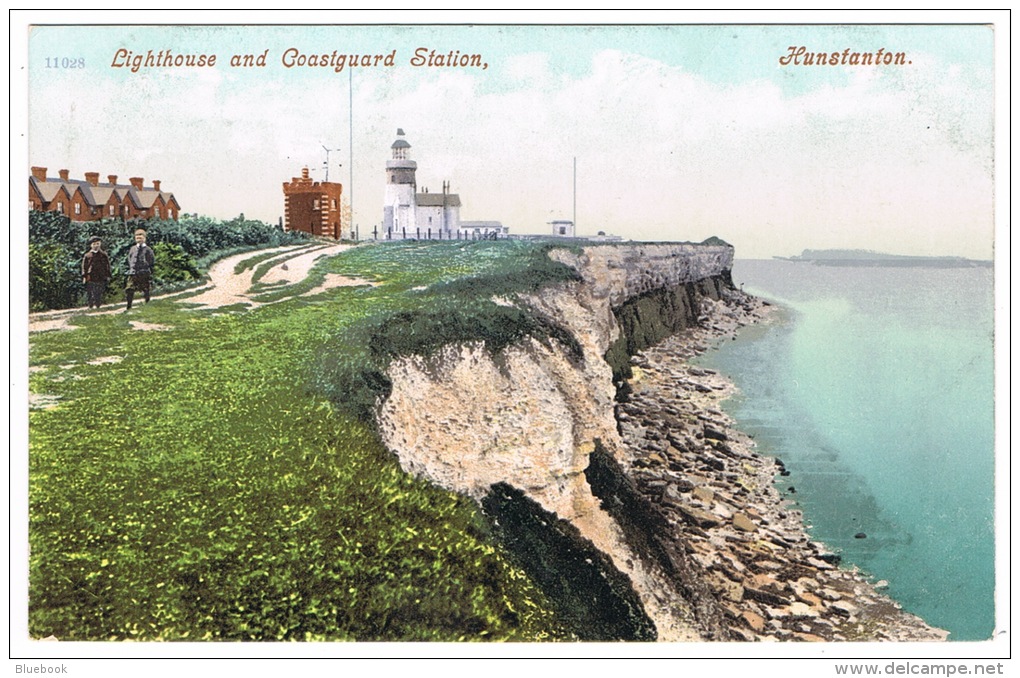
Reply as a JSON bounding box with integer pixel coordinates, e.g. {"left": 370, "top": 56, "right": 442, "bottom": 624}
{"left": 382, "top": 128, "right": 417, "bottom": 239}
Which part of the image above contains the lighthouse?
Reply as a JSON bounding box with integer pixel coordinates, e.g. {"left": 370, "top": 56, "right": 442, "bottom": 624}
{"left": 382, "top": 128, "right": 417, "bottom": 239}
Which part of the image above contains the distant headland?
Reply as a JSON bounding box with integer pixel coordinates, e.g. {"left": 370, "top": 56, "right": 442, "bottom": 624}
{"left": 776, "top": 249, "right": 992, "bottom": 268}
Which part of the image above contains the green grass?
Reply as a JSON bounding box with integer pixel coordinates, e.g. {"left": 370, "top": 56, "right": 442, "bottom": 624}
{"left": 28, "top": 239, "right": 586, "bottom": 641}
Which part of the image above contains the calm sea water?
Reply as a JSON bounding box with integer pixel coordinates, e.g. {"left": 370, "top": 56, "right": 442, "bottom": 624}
{"left": 695, "top": 259, "right": 995, "bottom": 641}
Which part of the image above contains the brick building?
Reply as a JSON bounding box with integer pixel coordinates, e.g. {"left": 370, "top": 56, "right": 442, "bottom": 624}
{"left": 282, "top": 168, "right": 344, "bottom": 239}
{"left": 28, "top": 167, "right": 181, "bottom": 221}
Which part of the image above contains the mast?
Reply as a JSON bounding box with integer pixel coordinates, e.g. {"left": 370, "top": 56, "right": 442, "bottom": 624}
{"left": 349, "top": 68, "right": 354, "bottom": 238}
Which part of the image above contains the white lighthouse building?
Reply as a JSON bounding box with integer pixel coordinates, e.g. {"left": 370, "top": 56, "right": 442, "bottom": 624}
{"left": 382, "top": 128, "right": 418, "bottom": 237}
{"left": 380, "top": 129, "right": 464, "bottom": 240}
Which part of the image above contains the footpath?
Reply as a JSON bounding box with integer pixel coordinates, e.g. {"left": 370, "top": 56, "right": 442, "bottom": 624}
{"left": 28, "top": 242, "right": 364, "bottom": 333}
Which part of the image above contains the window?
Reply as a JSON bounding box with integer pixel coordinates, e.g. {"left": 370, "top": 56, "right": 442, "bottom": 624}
{"left": 74, "top": 203, "right": 81, "bottom": 215}
{"left": 57, "top": 202, "right": 64, "bottom": 213}
{"left": 313, "top": 199, "right": 319, "bottom": 209}
{"left": 155, "top": 207, "right": 161, "bottom": 218}
{"left": 109, "top": 205, "right": 115, "bottom": 216}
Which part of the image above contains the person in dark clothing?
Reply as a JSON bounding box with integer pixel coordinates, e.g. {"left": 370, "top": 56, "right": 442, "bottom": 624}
{"left": 81, "top": 236, "right": 111, "bottom": 309}
{"left": 124, "top": 228, "right": 155, "bottom": 310}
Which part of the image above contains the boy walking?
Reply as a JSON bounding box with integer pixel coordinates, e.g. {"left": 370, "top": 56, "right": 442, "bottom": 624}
{"left": 125, "top": 228, "right": 155, "bottom": 310}
{"left": 82, "top": 236, "right": 111, "bottom": 309}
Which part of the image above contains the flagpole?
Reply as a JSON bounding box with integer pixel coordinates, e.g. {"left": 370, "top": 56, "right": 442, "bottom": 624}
{"left": 349, "top": 67, "right": 354, "bottom": 239}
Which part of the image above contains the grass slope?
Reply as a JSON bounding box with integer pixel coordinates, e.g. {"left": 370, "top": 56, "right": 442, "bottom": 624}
{"left": 28, "top": 240, "right": 583, "bottom": 641}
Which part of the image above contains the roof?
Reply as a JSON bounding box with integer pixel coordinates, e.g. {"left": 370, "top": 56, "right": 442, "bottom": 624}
{"left": 416, "top": 192, "right": 461, "bottom": 208}
{"left": 391, "top": 139, "right": 411, "bottom": 149}
{"left": 131, "top": 189, "right": 163, "bottom": 209}
{"left": 30, "top": 177, "right": 71, "bottom": 202}
{"left": 29, "top": 172, "right": 178, "bottom": 210}
{"left": 86, "top": 186, "right": 118, "bottom": 204}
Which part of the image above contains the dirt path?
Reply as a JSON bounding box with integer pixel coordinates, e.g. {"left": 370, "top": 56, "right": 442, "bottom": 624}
{"left": 28, "top": 242, "right": 368, "bottom": 333}
{"left": 180, "top": 243, "right": 336, "bottom": 309}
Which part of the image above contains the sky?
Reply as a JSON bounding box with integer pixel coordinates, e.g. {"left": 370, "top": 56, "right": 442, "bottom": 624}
{"left": 24, "top": 18, "right": 997, "bottom": 260}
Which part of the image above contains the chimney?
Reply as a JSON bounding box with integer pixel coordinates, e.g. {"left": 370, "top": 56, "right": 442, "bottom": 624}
{"left": 108, "top": 175, "right": 118, "bottom": 185}
{"left": 58, "top": 169, "right": 70, "bottom": 181}
{"left": 152, "top": 180, "right": 161, "bottom": 192}
{"left": 31, "top": 166, "right": 47, "bottom": 181}
{"left": 301, "top": 167, "right": 310, "bottom": 180}
{"left": 85, "top": 172, "right": 99, "bottom": 186}
{"left": 129, "top": 177, "right": 144, "bottom": 190}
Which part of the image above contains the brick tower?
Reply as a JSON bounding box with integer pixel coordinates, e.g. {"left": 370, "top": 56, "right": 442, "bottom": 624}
{"left": 283, "top": 167, "right": 344, "bottom": 239}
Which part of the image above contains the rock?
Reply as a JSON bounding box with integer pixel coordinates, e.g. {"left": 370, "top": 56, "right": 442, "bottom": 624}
{"left": 704, "top": 425, "right": 728, "bottom": 441}
{"left": 712, "top": 502, "right": 734, "bottom": 520}
{"left": 745, "top": 587, "right": 788, "bottom": 607}
{"left": 788, "top": 601, "right": 820, "bottom": 618}
{"left": 721, "top": 579, "right": 745, "bottom": 603}
{"left": 728, "top": 626, "right": 757, "bottom": 642}
{"left": 791, "top": 631, "right": 825, "bottom": 642}
{"left": 854, "top": 532, "right": 867, "bottom": 539}
{"left": 702, "top": 456, "right": 725, "bottom": 471}
{"left": 830, "top": 601, "right": 858, "bottom": 617}
{"left": 750, "top": 573, "right": 780, "bottom": 590}
{"left": 816, "top": 588, "right": 842, "bottom": 602}
{"left": 720, "top": 552, "right": 747, "bottom": 574}
{"left": 677, "top": 505, "right": 723, "bottom": 529}
{"left": 661, "top": 483, "right": 689, "bottom": 504}
{"left": 768, "top": 534, "right": 795, "bottom": 550}
{"left": 693, "top": 486, "right": 715, "bottom": 503}
{"left": 741, "top": 610, "right": 766, "bottom": 633}
{"left": 732, "top": 512, "right": 756, "bottom": 532}
{"left": 711, "top": 441, "right": 737, "bottom": 456}
{"left": 815, "top": 552, "right": 842, "bottom": 566}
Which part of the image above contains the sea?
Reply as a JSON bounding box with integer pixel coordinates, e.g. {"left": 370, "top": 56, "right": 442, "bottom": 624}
{"left": 694, "top": 259, "right": 996, "bottom": 641}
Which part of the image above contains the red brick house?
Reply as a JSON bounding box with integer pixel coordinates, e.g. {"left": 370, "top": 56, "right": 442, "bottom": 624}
{"left": 29, "top": 167, "right": 181, "bottom": 221}
{"left": 282, "top": 168, "right": 344, "bottom": 239}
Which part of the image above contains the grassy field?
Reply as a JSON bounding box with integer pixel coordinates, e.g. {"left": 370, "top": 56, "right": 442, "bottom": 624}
{"left": 27, "top": 239, "right": 584, "bottom": 641}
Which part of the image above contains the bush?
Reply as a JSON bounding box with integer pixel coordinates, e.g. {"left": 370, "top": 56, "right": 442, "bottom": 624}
{"left": 152, "top": 241, "right": 200, "bottom": 282}
{"left": 27, "top": 211, "right": 309, "bottom": 310}
{"left": 29, "top": 241, "right": 83, "bottom": 311}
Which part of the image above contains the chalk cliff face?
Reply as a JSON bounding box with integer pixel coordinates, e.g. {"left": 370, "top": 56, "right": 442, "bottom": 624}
{"left": 377, "top": 244, "right": 735, "bottom": 505}
{"left": 376, "top": 243, "right": 736, "bottom": 640}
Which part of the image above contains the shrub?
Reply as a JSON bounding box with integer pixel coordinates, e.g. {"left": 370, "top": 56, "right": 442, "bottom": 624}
{"left": 27, "top": 211, "right": 309, "bottom": 310}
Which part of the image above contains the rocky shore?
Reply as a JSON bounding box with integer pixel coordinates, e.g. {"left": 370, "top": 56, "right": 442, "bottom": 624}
{"left": 615, "top": 289, "right": 948, "bottom": 641}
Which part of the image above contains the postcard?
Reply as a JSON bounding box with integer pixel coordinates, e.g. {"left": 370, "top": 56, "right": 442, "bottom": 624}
{"left": 12, "top": 11, "right": 1009, "bottom": 674}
